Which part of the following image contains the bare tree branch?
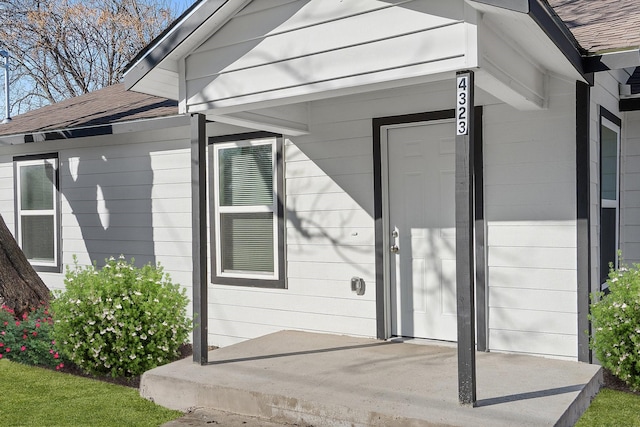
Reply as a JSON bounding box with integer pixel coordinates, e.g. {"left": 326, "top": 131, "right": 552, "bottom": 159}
{"left": 0, "top": 0, "right": 176, "bottom": 114}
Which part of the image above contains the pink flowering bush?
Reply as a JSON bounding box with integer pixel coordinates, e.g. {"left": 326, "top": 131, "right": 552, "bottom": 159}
{"left": 52, "top": 256, "right": 191, "bottom": 377}
{"left": 0, "top": 303, "right": 65, "bottom": 370}
{"left": 590, "top": 262, "right": 640, "bottom": 391}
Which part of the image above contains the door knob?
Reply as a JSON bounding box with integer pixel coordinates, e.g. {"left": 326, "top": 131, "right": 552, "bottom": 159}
{"left": 390, "top": 244, "right": 399, "bottom": 253}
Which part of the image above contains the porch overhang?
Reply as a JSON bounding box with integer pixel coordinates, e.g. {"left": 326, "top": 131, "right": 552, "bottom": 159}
{"left": 124, "top": 0, "right": 586, "bottom": 135}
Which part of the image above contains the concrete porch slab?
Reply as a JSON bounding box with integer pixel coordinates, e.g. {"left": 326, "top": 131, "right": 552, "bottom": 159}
{"left": 141, "top": 331, "right": 602, "bottom": 427}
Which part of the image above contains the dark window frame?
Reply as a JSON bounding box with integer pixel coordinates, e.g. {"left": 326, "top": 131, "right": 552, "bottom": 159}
{"left": 599, "top": 106, "right": 622, "bottom": 288}
{"left": 208, "top": 132, "right": 286, "bottom": 288}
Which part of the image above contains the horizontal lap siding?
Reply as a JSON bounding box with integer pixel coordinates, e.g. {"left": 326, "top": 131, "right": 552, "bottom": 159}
{"left": 208, "top": 81, "right": 454, "bottom": 346}
{"left": 186, "top": 0, "right": 468, "bottom": 108}
{"left": 0, "top": 158, "right": 14, "bottom": 233}
{"left": 622, "top": 111, "right": 640, "bottom": 263}
{"left": 60, "top": 138, "right": 193, "bottom": 289}
{"left": 484, "top": 77, "right": 578, "bottom": 359}
{"left": 0, "top": 129, "right": 197, "bottom": 297}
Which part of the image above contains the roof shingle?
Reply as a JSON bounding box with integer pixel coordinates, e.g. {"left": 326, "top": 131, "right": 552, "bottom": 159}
{"left": 2, "top": 0, "right": 639, "bottom": 138}
{"left": 0, "top": 83, "right": 177, "bottom": 137}
{"left": 548, "top": 0, "right": 640, "bottom": 53}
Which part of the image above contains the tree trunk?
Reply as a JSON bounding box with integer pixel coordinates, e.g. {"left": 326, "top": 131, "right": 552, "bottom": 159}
{"left": 0, "top": 213, "right": 50, "bottom": 317}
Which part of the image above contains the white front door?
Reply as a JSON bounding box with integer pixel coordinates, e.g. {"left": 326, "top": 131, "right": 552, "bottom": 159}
{"left": 384, "top": 120, "right": 457, "bottom": 341}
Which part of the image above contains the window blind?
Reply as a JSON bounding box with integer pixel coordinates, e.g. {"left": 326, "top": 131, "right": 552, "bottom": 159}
{"left": 219, "top": 145, "right": 273, "bottom": 206}
{"left": 221, "top": 213, "right": 274, "bottom": 273}
{"left": 217, "top": 142, "right": 276, "bottom": 276}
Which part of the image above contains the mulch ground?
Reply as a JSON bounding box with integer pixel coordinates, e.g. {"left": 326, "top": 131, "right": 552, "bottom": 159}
{"left": 603, "top": 368, "right": 640, "bottom": 396}
{"left": 56, "top": 344, "right": 215, "bottom": 389}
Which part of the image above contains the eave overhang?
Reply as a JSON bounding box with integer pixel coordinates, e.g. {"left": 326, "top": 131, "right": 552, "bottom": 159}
{"left": 0, "top": 115, "right": 190, "bottom": 147}
{"left": 584, "top": 49, "right": 640, "bottom": 73}
{"left": 473, "top": 0, "right": 586, "bottom": 78}
{"left": 124, "top": 0, "right": 251, "bottom": 99}
{"left": 127, "top": 0, "right": 588, "bottom": 105}
{"left": 127, "top": 0, "right": 635, "bottom": 130}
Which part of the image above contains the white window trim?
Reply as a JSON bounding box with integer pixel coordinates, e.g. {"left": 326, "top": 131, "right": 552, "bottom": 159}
{"left": 15, "top": 157, "right": 59, "bottom": 269}
{"left": 212, "top": 138, "right": 280, "bottom": 281}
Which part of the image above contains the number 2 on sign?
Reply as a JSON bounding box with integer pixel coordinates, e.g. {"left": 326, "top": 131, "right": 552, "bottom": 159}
{"left": 457, "top": 75, "right": 469, "bottom": 135}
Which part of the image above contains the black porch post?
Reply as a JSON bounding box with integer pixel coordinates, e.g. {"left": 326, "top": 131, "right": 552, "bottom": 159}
{"left": 455, "top": 70, "right": 476, "bottom": 406}
{"left": 191, "top": 113, "right": 208, "bottom": 365}
{"left": 576, "top": 80, "right": 591, "bottom": 363}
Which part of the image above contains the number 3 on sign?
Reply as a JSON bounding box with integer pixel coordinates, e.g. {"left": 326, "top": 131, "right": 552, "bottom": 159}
{"left": 457, "top": 75, "right": 469, "bottom": 135}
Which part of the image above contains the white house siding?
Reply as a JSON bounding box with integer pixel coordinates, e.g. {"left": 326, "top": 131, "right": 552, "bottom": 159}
{"left": 207, "top": 76, "right": 583, "bottom": 359}
{"left": 0, "top": 153, "right": 65, "bottom": 291}
{"left": 1, "top": 83, "right": 584, "bottom": 358}
{"left": 207, "top": 81, "right": 458, "bottom": 347}
{"left": 60, "top": 136, "right": 193, "bottom": 294}
{"left": 622, "top": 110, "right": 640, "bottom": 264}
{"left": 484, "top": 76, "right": 579, "bottom": 359}
{"left": 184, "top": 0, "right": 474, "bottom": 112}
{"left": 0, "top": 156, "right": 13, "bottom": 229}
{"left": 0, "top": 126, "right": 194, "bottom": 300}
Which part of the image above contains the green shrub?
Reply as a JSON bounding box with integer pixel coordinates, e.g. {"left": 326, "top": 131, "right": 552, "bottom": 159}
{"left": 0, "top": 303, "right": 65, "bottom": 369}
{"left": 589, "top": 262, "right": 640, "bottom": 391}
{"left": 52, "top": 256, "right": 192, "bottom": 377}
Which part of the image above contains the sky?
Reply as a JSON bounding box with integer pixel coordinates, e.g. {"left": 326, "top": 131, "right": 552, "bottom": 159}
{"left": 169, "top": 0, "right": 193, "bottom": 16}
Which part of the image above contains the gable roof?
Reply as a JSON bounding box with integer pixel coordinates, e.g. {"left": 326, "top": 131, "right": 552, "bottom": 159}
{"left": 125, "top": 0, "right": 585, "bottom": 99}
{"left": 0, "top": 83, "right": 178, "bottom": 138}
{"left": 125, "top": 0, "right": 247, "bottom": 99}
{"left": 548, "top": 0, "right": 640, "bottom": 54}
{"left": 125, "top": 0, "right": 640, "bottom": 98}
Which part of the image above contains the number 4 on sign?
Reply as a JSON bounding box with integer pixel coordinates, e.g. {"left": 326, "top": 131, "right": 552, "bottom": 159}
{"left": 457, "top": 75, "right": 469, "bottom": 136}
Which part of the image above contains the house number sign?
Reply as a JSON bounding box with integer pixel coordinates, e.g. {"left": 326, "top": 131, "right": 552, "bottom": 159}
{"left": 456, "top": 75, "right": 469, "bottom": 135}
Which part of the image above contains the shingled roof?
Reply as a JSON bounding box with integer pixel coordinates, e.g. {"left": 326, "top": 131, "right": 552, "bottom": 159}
{"left": 1, "top": 0, "right": 638, "bottom": 139}
{"left": 548, "top": 0, "right": 640, "bottom": 54}
{"left": 0, "top": 83, "right": 177, "bottom": 137}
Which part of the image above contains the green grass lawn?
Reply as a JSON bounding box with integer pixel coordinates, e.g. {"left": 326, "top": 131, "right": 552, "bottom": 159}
{"left": 0, "top": 360, "right": 183, "bottom": 427}
{"left": 577, "top": 388, "right": 640, "bottom": 427}
{"left": 3, "top": 358, "right": 640, "bottom": 427}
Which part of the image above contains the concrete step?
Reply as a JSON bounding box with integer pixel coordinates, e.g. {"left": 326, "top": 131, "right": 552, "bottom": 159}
{"left": 141, "top": 331, "right": 602, "bottom": 427}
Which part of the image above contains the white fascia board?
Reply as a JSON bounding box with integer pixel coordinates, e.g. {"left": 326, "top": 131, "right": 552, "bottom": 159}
{"left": 469, "top": 0, "right": 529, "bottom": 13}
{"left": 210, "top": 110, "right": 309, "bottom": 136}
{"left": 0, "top": 115, "right": 190, "bottom": 147}
{"left": 125, "top": 0, "right": 251, "bottom": 98}
{"left": 187, "top": 66, "right": 462, "bottom": 117}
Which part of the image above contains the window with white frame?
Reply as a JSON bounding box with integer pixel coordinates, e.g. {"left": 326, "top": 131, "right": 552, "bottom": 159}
{"left": 14, "top": 154, "right": 59, "bottom": 271}
{"left": 211, "top": 135, "right": 284, "bottom": 287}
{"left": 599, "top": 109, "right": 621, "bottom": 288}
